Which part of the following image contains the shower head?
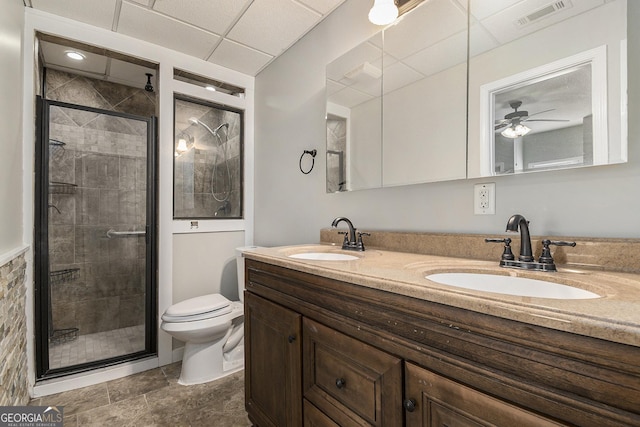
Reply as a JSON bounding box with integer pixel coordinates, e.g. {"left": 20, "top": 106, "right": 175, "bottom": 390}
{"left": 188, "top": 117, "right": 217, "bottom": 137}
{"left": 213, "top": 123, "right": 229, "bottom": 136}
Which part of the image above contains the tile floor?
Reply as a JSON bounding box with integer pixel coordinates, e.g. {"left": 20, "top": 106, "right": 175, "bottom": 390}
{"left": 30, "top": 363, "right": 251, "bottom": 426}
{"left": 49, "top": 325, "right": 145, "bottom": 369}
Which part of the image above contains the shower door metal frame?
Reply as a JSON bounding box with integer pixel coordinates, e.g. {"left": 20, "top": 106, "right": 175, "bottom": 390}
{"left": 34, "top": 97, "right": 158, "bottom": 380}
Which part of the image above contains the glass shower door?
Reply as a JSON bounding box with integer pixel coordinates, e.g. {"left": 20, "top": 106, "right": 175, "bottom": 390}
{"left": 36, "top": 99, "right": 156, "bottom": 377}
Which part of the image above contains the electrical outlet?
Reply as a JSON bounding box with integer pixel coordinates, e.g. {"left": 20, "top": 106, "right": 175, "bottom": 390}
{"left": 474, "top": 183, "right": 495, "bottom": 215}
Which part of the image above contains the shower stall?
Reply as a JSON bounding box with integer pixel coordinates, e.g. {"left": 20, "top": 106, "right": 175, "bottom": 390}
{"left": 34, "top": 97, "right": 157, "bottom": 378}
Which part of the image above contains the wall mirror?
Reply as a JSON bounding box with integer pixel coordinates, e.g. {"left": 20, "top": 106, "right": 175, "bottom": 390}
{"left": 325, "top": 0, "right": 468, "bottom": 192}
{"left": 468, "top": 0, "right": 627, "bottom": 178}
{"left": 381, "top": 0, "right": 467, "bottom": 186}
{"left": 174, "top": 95, "right": 243, "bottom": 219}
{"left": 326, "top": 32, "right": 383, "bottom": 192}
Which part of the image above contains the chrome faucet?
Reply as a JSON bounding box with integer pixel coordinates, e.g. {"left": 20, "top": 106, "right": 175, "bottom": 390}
{"left": 505, "top": 214, "right": 534, "bottom": 262}
{"left": 331, "top": 217, "right": 369, "bottom": 251}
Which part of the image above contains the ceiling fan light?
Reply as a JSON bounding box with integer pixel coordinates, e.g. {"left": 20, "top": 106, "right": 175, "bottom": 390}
{"left": 368, "top": 0, "right": 398, "bottom": 25}
{"left": 501, "top": 124, "right": 531, "bottom": 139}
{"left": 514, "top": 124, "right": 531, "bottom": 136}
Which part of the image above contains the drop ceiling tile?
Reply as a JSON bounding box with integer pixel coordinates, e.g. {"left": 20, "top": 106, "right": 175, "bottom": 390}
{"left": 468, "top": 23, "right": 499, "bottom": 58}
{"left": 208, "top": 39, "right": 274, "bottom": 76}
{"left": 298, "top": 0, "right": 344, "bottom": 14}
{"left": 109, "top": 58, "right": 157, "bottom": 89}
{"left": 382, "top": 61, "right": 423, "bottom": 94}
{"left": 31, "top": 0, "right": 118, "bottom": 30}
{"left": 402, "top": 31, "right": 467, "bottom": 77}
{"left": 117, "top": 2, "right": 220, "bottom": 59}
{"left": 153, "top": 0, "right": 251, "bottom": 35}
{"left": 468, "top": 0, "right": 522, "bottom": 20}
{"left": 385, "top": 0, "right": 466, "bottom": 60}
{"left": 479, "top": 0, "right": 604, "bottom": 45}
{"left": 227, "top": 0, "right": 320, "bottom": 56}
{"left": 41, "top": 41, "right": 108, "bottom": 74}
{"left": 326, "top": 38, "right": 382, "bottom": 82}
{"left": 329, "top": 86, "right": 375, "bottom": 109}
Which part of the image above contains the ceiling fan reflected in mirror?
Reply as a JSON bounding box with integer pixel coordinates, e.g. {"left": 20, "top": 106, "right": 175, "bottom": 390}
{"left": 495, "top": 100, "right": 569, "bottom": 139}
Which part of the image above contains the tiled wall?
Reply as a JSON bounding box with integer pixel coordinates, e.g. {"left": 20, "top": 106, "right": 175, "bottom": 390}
{"left": 45, "top": 69, "right": 155, "bottom": 336}
{"left": 174, "top": 101, "right": 242, "bottom": 218}
{"left": 0, "top": 252, "right": 29, "bottom": 405}
{"left": 326, "top": 118, "right": 346, "bottom": 192}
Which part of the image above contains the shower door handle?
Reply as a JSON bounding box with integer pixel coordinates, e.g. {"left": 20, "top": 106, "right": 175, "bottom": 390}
{"left": 106, "top": 229, "right": 146, "bottom": 239}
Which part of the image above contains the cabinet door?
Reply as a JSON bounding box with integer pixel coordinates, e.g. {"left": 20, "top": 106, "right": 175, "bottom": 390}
{"left": 404, "top": 363, "right": 565, "bottom": 427}
{"left": 303, "top": 317, "right": 403, "bottom": 426}
{"left": 245, "top": 292, "right": 302, "bottom": 427}
{"left": 304, "top": 400, "right": 341, "bottom": 427}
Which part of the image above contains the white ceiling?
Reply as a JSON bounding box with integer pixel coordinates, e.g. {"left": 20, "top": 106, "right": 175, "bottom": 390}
{"left": 25, "top": 0, "right": 347, "bottom": 79}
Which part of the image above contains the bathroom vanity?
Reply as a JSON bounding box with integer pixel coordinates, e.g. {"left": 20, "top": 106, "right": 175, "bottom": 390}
{"left": 243, "top": 242, "right": 640, "bottom": 427}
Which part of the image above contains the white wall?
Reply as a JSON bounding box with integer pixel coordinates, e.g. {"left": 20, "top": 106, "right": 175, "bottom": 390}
{"left": 0, "top": 0, "right": 25, "bottom": 255}
{"left": 254, "top": 0, "right": 640, "bottom": 244}
{"left": 173, "top": 231, "right": 245, "bottom": 303}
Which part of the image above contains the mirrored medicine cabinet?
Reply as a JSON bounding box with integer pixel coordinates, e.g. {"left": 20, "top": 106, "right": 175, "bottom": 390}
{"left": 326, "top": 0, "right": 629, "bottom": 192}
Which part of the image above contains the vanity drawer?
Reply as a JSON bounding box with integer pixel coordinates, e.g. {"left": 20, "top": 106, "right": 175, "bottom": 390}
{"left": 302, "top": 317, "right": 402, "bottom": 426}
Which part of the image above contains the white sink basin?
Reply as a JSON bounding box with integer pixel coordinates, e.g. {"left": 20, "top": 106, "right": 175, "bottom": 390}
{"left": 426, "top": 273, "right": 600, "bottom": 299}
{"left": 289, "top": 252, "right": 359, "bottom": 261}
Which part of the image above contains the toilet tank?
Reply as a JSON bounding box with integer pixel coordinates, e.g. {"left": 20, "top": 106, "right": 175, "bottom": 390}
{"left": 236, "top": 246, "right": 259, "bottom": 302}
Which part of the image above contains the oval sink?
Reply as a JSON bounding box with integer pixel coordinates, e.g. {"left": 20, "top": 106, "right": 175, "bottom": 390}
{"left": 426, "top": 273, "right": 600, "bottom": 299}
{"left": 289, "top": 252, "right": 359, "bottom": 261}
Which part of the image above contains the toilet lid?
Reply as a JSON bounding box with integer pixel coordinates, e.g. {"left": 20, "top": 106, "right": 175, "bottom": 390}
{"left": 163, "top": 294, "right": 231, "bottom": 321}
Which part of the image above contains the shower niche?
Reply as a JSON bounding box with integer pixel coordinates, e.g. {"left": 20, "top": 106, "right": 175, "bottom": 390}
{"left": 174, "top": 95, "right": 243, "bottom": 219}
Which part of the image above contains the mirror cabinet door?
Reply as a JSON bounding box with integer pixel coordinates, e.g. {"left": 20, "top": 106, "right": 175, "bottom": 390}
{"left": 467, "top": 0, "right": 628, "bottom": 178}
{"left": 326, "top": 32, "right": 383, "bottom": 192}
{"left": 382, "top": 0, "right": 468, "bottom": 186}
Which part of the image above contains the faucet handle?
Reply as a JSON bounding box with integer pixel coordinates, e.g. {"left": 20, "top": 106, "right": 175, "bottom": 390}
{"left": 356, "top": 231, "right": 370, "bottom": 251}
{"left": 337, "top": 231, "right": 349, "bottom": 245}
{"left": 485, "top": 237, "right": 515, "bottom": 261}
{"left": 539, "top": 240, "right": 576, "bottom": 264}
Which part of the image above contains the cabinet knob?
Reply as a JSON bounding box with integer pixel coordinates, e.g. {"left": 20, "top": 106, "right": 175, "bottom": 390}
{"left": 403, "top": 398, "right": 417, "bottom": 412}
{"left": 288, "top": 335, "right": 296, "bottom": 343}
{"left": 335, "top": 378, "right": 346, "bottom": 389}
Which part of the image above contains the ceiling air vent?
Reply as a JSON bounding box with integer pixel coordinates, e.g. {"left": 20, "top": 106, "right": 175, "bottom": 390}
{"left": 515, "top": 0, "right": 573, "bottom": 27}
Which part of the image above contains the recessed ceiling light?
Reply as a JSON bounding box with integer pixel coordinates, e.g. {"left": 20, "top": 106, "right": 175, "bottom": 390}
{"left": 205, "top": 85, "right": 216, "bottom": 92}
{"left": 65, "top": 51, "right": 85, "bottom": 61}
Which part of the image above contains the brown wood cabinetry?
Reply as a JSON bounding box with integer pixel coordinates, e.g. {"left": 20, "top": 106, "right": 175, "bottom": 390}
{"left": 244, "top": 259, "right": 640, "bottom": 427}
{"left": 245, "top": 292, "right": 302, "bottom": 427}
{"left": 303, "top": 317, "right": 402, "bottom": 426}
{"left": 405, "top": 363, "right": 563, "bottom": 427}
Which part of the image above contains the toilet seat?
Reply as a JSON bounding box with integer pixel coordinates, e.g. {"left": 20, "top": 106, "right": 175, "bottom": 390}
{"left": 162, "top": 294, "right": 232, "bottom": 323}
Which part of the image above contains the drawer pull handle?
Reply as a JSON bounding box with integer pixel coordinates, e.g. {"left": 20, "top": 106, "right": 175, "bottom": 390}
{"left": 288, "top": 335, "right": 296, "bottom": 343}
{"left": 335, "top": 378, "right": 346, "bottom": 389}
{"left": 403, "top": 398, "right": 417, "bottom": 412}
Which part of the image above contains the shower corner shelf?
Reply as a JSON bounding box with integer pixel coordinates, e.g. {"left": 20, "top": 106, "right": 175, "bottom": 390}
{"left": 49, "top": 139, "right": 67, "bottom": 147}
{"left": 49, "top": 268, "right": 80, "bottom": 285}
{"left": 50, "top": 328, "right": 79, "bottom": 345}
{"left": 49, "top": 181, "right": 78, "bottom": 194}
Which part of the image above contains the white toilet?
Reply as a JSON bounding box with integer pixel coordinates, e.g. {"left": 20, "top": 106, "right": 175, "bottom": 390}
{"left": 161, "top": 246, "right": 257, "bottom": 385}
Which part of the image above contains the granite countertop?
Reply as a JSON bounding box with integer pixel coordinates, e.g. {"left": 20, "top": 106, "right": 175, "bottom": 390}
{"left": 243, "top": 243, "right": 640, "bottom": 348}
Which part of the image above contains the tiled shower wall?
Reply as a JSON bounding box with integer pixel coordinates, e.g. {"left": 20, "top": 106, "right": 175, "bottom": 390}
{"left": 45, "top": 69, "right": 155, "bottom": 336}
{"left": 326, "top": 118, "right": 346, "bottom": 192}
{"left": 0, "top": 252, "right": 29, "bottom": 405}
{"left": 174, "top": 107, "right": 242, "bottom": 218}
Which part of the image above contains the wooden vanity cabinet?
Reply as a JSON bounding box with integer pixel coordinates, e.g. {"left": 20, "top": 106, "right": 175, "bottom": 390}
{"left": 404, "top": 363, "right": 563, "bottom": 427}
{"left": 245, "top": 292, "right": 302, "bottom": 427}
{"left": 244, "top": 259, "right": 640, "bottom": 427}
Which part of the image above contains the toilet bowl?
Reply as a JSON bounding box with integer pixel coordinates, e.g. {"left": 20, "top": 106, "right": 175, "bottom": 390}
{"left": 160, "top": 246, "right": 258, "bottom": 385}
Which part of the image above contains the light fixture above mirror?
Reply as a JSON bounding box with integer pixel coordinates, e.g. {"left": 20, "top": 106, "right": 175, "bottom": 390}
{"left": 368, "top": 0, "right": 398, "bottom": 25}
